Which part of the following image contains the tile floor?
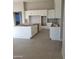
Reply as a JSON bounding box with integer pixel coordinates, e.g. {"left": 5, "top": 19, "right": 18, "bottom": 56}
{"left": 13, "top": 30, "right": 63, "bottom": 59}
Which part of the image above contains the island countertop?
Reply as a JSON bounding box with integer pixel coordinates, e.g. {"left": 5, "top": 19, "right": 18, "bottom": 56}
{"left": 16, "top": 24, "right": 39, "bottom": 26}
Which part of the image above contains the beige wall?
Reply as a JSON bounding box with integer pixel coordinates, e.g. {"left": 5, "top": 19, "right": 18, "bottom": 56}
{"left": 24, "top": 0, "right": 54, "bottom": 10}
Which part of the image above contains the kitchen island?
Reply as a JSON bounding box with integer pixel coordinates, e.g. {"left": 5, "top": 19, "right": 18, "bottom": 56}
{"left": 13, "top": 24, "right": 39, "bottom": 39}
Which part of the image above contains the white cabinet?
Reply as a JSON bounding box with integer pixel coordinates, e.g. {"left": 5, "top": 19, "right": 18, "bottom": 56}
{"left": 50, "top": 27, "right": 61, "bottom": 41}
{"left": 47, "top": 10, "right": 55, "bottom": 18}
{"left": 25, "top": 10, "right": 47, "bottom": 19}
{"left": 25, "top": 9, "right": 56, "bottom": 19}
{"left": 55, "top": 0, "right": 62, "bottom": 18}
{"left": 13, "top": 26, "right": 32, "bottom": 39}
{"left": 13, "top": 25, "right": 38, "bottom": 39}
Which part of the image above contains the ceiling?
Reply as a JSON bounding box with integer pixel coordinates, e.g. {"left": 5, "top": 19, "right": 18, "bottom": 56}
{"left": 13, "top": 0, "right": 54, "bottom": 2}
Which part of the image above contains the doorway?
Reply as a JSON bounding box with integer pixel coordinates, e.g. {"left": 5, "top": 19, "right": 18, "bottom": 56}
{"left": 13, "top": 12, "right": 22, "bottom": 25}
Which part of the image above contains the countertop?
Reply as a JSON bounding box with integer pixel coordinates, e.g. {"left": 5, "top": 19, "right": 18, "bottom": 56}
{"left": 16, "top": 24, "right": 39, "bottom": 26}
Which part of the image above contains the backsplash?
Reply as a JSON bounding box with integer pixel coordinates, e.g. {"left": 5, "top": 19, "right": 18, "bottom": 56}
{"left": 47, "top": 18, "right": 61, "bottom": 26}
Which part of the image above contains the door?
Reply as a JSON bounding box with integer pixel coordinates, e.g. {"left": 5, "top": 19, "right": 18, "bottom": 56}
{"left": 13, "top": 12, "right": 22, "bottom": 25}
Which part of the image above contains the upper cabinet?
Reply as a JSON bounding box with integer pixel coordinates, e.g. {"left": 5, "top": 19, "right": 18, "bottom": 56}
{"left": 47, "top": 10, "right": 55, "bottom": 19}
{"left": 55, "top": 0, "right": 62, "bottom": 18}
{"left": 25, "top": 9, "right": 56, "bottom": 20}
{"left": 25, "top": 10, "right": 47, "bottom": 19}
{"left": 25, "top": 10, "right": 47, "bottom": 16}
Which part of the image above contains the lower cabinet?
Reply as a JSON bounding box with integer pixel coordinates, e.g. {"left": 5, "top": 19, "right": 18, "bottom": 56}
{"left": 50, "top": 27, "right": 61, "bottom": 41}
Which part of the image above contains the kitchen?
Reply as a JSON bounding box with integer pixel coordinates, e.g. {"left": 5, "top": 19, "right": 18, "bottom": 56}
{"left": 13, "top": 0, "right": 62, "bottom": 41}
{"left": 13, "top": 0, "right": 63, "bottom": 59}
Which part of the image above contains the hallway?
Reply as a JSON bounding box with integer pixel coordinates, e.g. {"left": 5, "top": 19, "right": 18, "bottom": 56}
{"left": 13, "top": 30, "right": 62, "bottom": 59}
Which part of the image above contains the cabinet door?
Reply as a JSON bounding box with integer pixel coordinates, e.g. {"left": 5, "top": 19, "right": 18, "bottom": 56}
{"left": 55, "top": 0, "right": 62, "bottom": 18}
{"left": 50, "top": 27, "right": 60, "bottom": 40}
{"left": 47, "top": 10, "right": 55, "bottom": 18}
{"left": 25, "top": 10, "right": 47, "bottom": 16}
